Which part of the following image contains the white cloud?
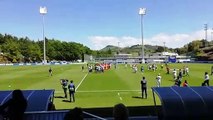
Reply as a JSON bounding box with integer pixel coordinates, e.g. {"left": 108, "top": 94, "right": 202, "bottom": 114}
{"left": 88, "top": 36, "right": 140, "bottom": 50}
{"left": 88, "top": 30, "right": 212, "bottom": 50}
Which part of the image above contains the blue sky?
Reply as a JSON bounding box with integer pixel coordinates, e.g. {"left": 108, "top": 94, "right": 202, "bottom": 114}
{"left": 0, "top": 0, "right": 213, "bottom": 50}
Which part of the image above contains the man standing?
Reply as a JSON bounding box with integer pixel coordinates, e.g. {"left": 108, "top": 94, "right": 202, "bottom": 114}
{"left": 61, "top": 79, "right": 68, "bottom": 98}
{"left": 141, "top": 77, "right": 147, "bottom": 99}
{"left": 81, "top": 65, "right": 84, "bottom": 72}
{"left": 166, "top": 65, "right": 170, "bottom": 74}
{"left": 203, "top": 72, "right": 210, "bottom": 86}
{"left": 141, "top": 66, "right": 144, "bottom": 73}
{"left": 49, "top": 67, "right": 53, "bottom": 76}
{"left": 156, "top": 73, "right": 162, "bottom": 87}
{"left": 68, "top": 80, "right": 75, "bottom": 102}
{"left": 185, "top": 66, "right": 189, "bottom": 76}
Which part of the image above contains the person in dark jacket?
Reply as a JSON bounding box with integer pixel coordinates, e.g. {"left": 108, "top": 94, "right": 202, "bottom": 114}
{"left": 0, "top": 89, "right": 27, "bottom": 120}
{"left": 141, "top": 76, "right": 147, "bottom": 99}
{"left": 68, "top": 80, "right": 76, "bottom": 102}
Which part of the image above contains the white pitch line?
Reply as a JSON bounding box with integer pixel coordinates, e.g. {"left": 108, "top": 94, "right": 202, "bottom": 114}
{"left": 117, "top": 92, "right": 122, "bottom": 101}
{"left": 55, "top": 89, "right": 153, "bottom": 93}
{"left": 77, "top": 90, "right": 141, "bottom": 93}
{"left": 75, "top": 73, "right": 88, "bottom": 91}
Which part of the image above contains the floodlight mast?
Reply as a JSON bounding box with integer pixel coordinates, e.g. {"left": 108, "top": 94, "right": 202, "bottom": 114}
{"left": 204, "top": 24, "right": 208, "bottom": 41}
{"left": 211, "top": 28, "right": 213, "bottom": 41}
{"left": 40, "top": 6, "right": 47, "bottom": 64}
{"left": 139, "top": 8, "right": 146, "bottom": 63}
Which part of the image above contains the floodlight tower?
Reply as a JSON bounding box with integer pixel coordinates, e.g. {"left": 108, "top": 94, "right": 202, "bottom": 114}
{"left": 211, "top": 28, "right": 213, "bottom": 41}
{"left": 118, "top": 42, "right": 120, "bottom": 54}
{"left": 163, "top": 42, "right": 166, "bottom": 52}
{"left": 204, "top": 24, "right": 208, "bottom": 41}
{"left": 139, "top": 8, "right": 146, "bottom": 63}
{"left": 40, "top": 6, "right": 47, "bottom": 64}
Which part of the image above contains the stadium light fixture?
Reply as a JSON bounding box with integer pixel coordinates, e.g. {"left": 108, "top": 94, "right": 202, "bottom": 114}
{"left": 139, "top": 8, "right": 146, "bottom": 63}
{"left": 211, "top": 28, "right": 213, "bottom": 41}
{"left": 40, "top": 6, "right": 47, "bottom": 64}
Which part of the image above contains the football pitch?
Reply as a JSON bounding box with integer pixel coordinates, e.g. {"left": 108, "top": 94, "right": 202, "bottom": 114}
{"left": 0, "top": 63, "right": 212, "bottom": 109}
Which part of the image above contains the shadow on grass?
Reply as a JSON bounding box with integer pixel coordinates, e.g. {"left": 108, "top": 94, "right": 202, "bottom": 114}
{"left": 132, "top": 96, "right": 142, "bottom": 99}
{"left": 54, "top": 96, "right": 64, "bottom": 98}
{"left": 168, "top": 79, "right": 175, "bottom": 82}
{"left": 62, "top": 100, "right": 71, "bottom": 102}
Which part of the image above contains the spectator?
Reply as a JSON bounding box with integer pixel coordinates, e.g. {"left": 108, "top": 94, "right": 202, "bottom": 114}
{"left": 113, "top": 103, "right": 129, "bottom": 120}
{"left": 0, "top": 89, "right": 27, "bottom": 120}
{"left": 183, "top": 80, "right": 189, "bottom": 87}
{"left": 48, "top": 102, "right": 56, "bottom": 111}
{"left": 64, "top": 107, "right": 83, "bottom": 120}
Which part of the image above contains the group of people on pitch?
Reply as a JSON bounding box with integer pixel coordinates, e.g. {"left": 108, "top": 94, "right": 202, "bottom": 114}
{"left": 60, "top": 79, "right": 76, "bottom": 102}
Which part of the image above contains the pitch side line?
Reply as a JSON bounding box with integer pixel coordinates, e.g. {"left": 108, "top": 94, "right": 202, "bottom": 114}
{"left": 75, "top": 89, "right": 153, "bottom": 93}
{"left": 55, "top": 89, "right": 143, "bottom": 93}
{"left": 75, "top": 73, "right": 88, "bottom": 91}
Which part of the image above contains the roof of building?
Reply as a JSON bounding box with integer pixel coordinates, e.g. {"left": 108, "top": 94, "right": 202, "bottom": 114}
{"left": 152, "top": 86, "right": 213, "bottom": 119}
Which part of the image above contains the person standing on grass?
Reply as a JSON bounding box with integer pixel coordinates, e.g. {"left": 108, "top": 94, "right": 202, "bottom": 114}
{"left": 156, "top": 73, "right": 162, "bottom": 87}
{"left": 211, "top": 66, "right": 213, "bottom": 75}
{"left": 141, "top": 65, "right": 144, "bottom": 73}
{"left": 81, "top": 65, "right": 84, "bottom": 72}
{"left": 166, "top": 65, "right": 170, "bottom": 74}
{"left": 68, "top": 80, "right": 75, "bottom": 102}
{"left": 61, "top": 79, "right": 68, "bottom": 98}
{"left": 203, "top": 72, "right": 210, "bottom": 86}
{"left": 49, "top": 67, "right": 53, "bottom": 76}
{"left": 173, "top": 69, "right": 177, "bottom": 81}
{"left": 141, "top": 76, "right": 147, "bottom": 99}
{"left": 161, "top": 64, "right": 163, "bottom": 70}
{"left": 185, "top": 66, "right": 189, "bottom": 76}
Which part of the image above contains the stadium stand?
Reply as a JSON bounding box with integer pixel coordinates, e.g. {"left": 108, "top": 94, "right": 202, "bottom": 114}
{"left": 152, "top": 86, "right": 213, "bottom": 120}
{"left": 0, "top": 89, "right": 54, "bottom": 112}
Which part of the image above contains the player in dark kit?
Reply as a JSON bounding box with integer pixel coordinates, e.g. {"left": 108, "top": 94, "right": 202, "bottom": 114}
{"left": 61, "top": 79, "right": 68, "bottom": 98}
{"left": 141, "top": 77, "right": 147, "bottom": 99}
{"left": 49, "top": 67, "right": 53, "bottom": 76}
{"left": 68, "top": 80, "right": 75, "bottom": 102}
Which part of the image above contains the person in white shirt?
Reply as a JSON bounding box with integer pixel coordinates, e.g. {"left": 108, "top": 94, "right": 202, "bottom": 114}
{"left": 173, "top": 69, "right": 177, "bottom": 81}
{"left": 203, "top": 72, "right": 210, "bottom": 86}
{"left": 185, "top": 66, "right": 189, "bottom": 76}
{"left": 156, "top": 73, "right": 162, "bottom": 87}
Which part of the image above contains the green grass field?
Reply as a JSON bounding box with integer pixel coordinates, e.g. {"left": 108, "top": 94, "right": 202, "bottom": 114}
{"left": 0, "top": 63, "right": 212, "bottom": 109}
